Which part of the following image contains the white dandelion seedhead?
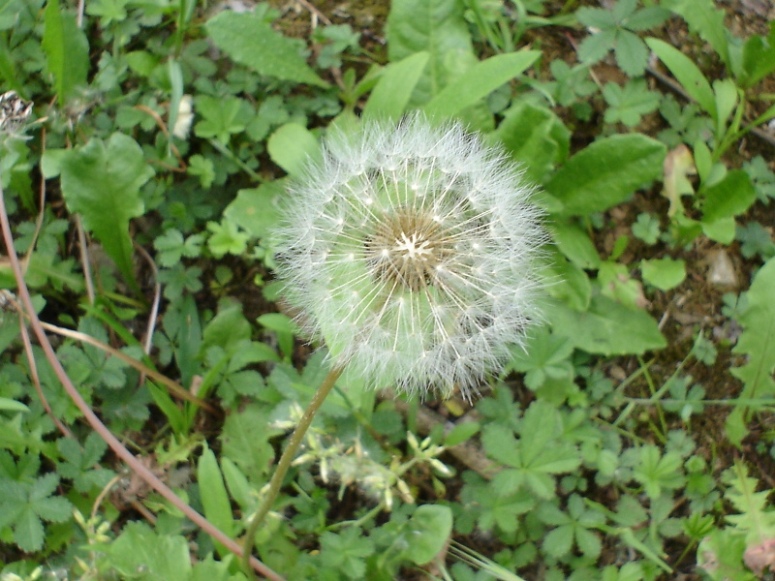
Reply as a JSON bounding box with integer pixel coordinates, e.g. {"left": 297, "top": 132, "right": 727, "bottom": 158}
{"left": 274, "top": 114, "right": 545, "bottom": 399}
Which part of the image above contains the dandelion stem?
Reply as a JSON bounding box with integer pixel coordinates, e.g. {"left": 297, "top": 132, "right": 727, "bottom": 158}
{"left": 243, "top": 365, "right": 344, "bottom": 578}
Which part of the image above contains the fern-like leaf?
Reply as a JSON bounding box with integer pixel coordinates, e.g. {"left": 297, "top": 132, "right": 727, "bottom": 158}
{"left": 724, "top": 462, "right": 775, "bottom": 546}
{"left": 726, "top": 257, "right": 775, "bottom": 445}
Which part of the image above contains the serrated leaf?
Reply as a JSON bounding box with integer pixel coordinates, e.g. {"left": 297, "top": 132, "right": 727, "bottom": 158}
{"left": 547, "top": 134, "right": 666, "bottom": 216}
{"left": 205, "top": 10, "right": 328, "bottom": 87}
{"left": 0, "top": 473, "right": 73, "bottom": 552}
{"left": 42, "top": 0, "right": 89, "bottom": 103}
{"left": 363, "top": 51, "right": 430, "bottom": 122}
{"left": 60, "top": 133, "right": 154, "bottom": 287}
{"left": 220, "top": 404, "right": 276, "bottom": 482}
{"left": 727, "top": 258, "right": 775, "bottom": 446}
{"left": 662, "top": 0, "right": 730, "bottom": 68}
{"left": 109, "top": 522, "right": 192, "bottom": 580}
{"left": 602, "top": 79, "right": 660, "bottom": 126}
{"left": 423, "top": 50, "right": 540, "bottom": 118}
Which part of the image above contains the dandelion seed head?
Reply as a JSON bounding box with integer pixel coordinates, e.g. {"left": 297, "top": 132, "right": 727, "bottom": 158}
{"left": 274, "top": 114, "right": 545, "bottom": 399}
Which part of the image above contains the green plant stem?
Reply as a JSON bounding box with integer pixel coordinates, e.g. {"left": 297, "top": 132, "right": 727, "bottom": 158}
{"left": 243, "top": 365, "right": 344, "bottom": 578}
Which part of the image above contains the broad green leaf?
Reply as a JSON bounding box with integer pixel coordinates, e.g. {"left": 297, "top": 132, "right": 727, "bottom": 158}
{"left": 109, "top": 523, "right": 192, "bottom": 580}
{"left": 543, "top": 253, "right": 592, "bottom": 311}
{"left": 197, "top": 446, "right": 235, "bottom": 556}
{"left": 741, "top": 25, "right": 775, "bottom": 88}
{"left": 640, "top": 258, "right": 686, "bottom": 291}
{"left": 42, "top": 0, "right": 88, "bottom": 103}
{"left": 205, "top": 10, "right": 328, "bottom": 88}
{"left": 547, "top": 134, "right": 666, "bottom": 216}
{"left": 548, "top": 220, "right": 601, "bottom": 269}
{"left": 727, "top": 257, "right": 775, "bottom": 446}
{"left": 60, "top": 133, "right": 154, "bottom": 287}
{"left": 496, "top": 102, "right": 570, "bottom": 184}
{"left": 645, "top": 38, "right": 716, "bottom": 119}
{"left": 267, "top": 123, "right": 320, "bottom": 176}
{"left": 423, "top": 51, "right": 540, "bottom": 118}
{"left": 223, "top": 181, "right": 283, "bottom": 240}
{"left": 548, "top": 295, "right": 666, "bottom": 355}
{"left": 385, "top": 0, "right": 476, "bottom": 105}
{"left": 404, "top": 505, "right": 453, "bottom": 565}
{"left": 363, "top": 51, "right": 430, "bottom": 122}
{"left": 702, "top": 169, "right": 757, "bottom": 223}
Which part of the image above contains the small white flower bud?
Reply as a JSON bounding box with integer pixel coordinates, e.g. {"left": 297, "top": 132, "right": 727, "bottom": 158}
{"left": 274, "top": 114, "right": 545, "bottom": 400}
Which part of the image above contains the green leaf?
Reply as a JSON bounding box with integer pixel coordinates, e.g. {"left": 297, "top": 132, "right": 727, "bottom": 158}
{"left": 0, "top": 473, "right": 73, "bottom": 552}
{"left": 320, "top": 527, "right": 373, "bottom": 579}
{"left": 205, "top": 10, "right": 328, "bottom": 87}
{"left": 633, "top": 445, "right": 685, "bottom": 499}
{"left": 613, "top": 30, "right": 649, "bottom": 77}
{"left": 223, "top": 182, "right": 283, "bottom": 240}
{"left": 60, "top": 134, "right": 154, "bottom": 287}
{"left": 42, "top": 0, "right": 89, "bottom": 103}
{"left": 496, "top": 102, "right": 571, "bottom": 185}
{"left": 741, "top": 25, "right": 775, "bottom": 88}
{"left": 385, "top": 0, "right": 476, "bottom": 105}
{"left": 444, "top": 421, "right": 480, "bottom": 447}
{"left": 423, "top": 50, "right": 540, "bottom": 118}
{"left": 109, "top": 522, "right": 193, "bottom": 579}
{"left": 702, "top": 170, "right": 757, "bottom": 223}
{"left": 0, "top": 398, "right": 28, "bottom": 413}
{"left": 220, "top": 404, "right": 276, "bottom": 482}
{"left": 547, "top": 134, "right": 666, "bottom": 216}
{"left": 548, "top": 295, "right": 666, "bottom": 356}
{"left": 363, "top": 51, "right": 430, "bottom": 122}
{"left": 548, "top": 220, "right": 601, "bottom": 269}
{"left": 544, "top": 253, "right": 592, "bottom": 311}
{"left": 206, "top": 220, "right": 249, "bottom": 258}
{"left": 577, "top": 29, "right": 616, "bottom": 66}
{"left": 197, "top": 445, "right": 235, "bottom": 556}
{"left": 404, "top": 505, "right": 453, "bottom": 565}
{"left": 662, "top": 0, "right": 730, "bottom": 69}
{"left": 194, "top": 95, "right": 251, "bottom": 143}
{"left": 602, "top": 79, "right": 660, "bottom": 127}
{"left": 727, "top": 257, "right": 775, "bottom": 446}
{"left": 645, "top": 38, "right": 716, "bottom": 119}
{"left": 640, "top": 258, "right": 686, "bottom": 291}
{"left": 267, "top": 123, "right": 321, "bottom": 176}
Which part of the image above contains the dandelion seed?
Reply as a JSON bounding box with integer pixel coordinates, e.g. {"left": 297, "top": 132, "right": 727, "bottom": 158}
{"left": 274, "top": 114, "right": 545, "bottom": 399}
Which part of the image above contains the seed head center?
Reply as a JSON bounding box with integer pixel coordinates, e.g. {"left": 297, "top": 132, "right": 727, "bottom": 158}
{"left": 366, "top": 209, "right": 452, "bottom": 291}
{"left": 394, "top": 231, "right": 433, "bottom": 260}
